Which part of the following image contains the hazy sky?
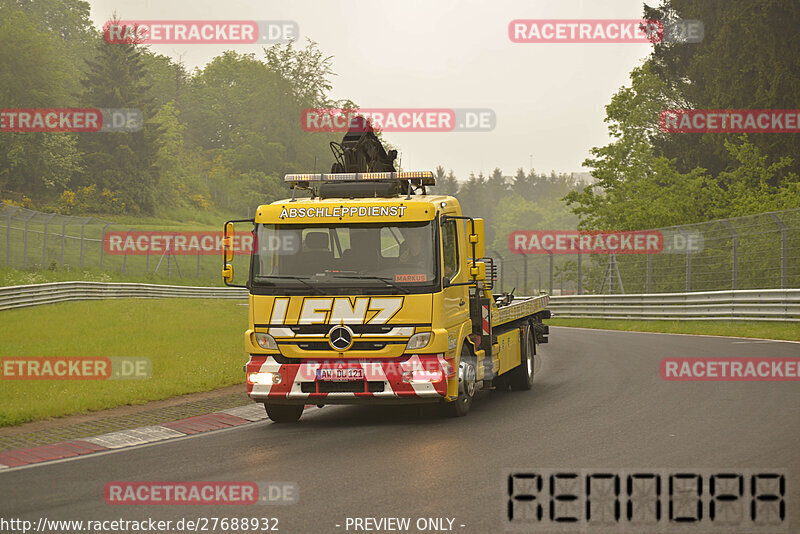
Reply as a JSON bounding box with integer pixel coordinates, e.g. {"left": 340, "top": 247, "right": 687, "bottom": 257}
{"left": 87, "top": 0, "right": 658, "bottom": 180}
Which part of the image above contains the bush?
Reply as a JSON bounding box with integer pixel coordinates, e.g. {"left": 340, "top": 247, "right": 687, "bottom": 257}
{"left": 58, "top": 185, "right": 127, "bottom": 214}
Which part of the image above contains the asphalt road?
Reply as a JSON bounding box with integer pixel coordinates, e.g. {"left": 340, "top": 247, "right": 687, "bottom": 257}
{"left": 1, "top": 327, "right": 799, "bottom": 534}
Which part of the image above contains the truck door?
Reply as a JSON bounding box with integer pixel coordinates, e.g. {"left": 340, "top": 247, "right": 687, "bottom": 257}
{"left": 441, "top": 217, "right": 469, "bottom": 351}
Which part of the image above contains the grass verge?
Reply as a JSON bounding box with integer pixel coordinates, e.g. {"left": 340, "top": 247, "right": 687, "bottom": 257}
{"left": 545, "top": 318, "right": 800, "bottom": 341}
{"left": 0, "top": 298, "right": 248, "bottom": 427}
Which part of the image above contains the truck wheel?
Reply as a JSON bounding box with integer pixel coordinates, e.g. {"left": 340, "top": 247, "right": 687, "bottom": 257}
{"left": 509, "top": 327, "right": 535, "bottom": 391}
{"left": 445, "top": 346, "right": 476, "bottom": 417}
{"left": 264, "top": 404, "right": 304, "bottom": 423}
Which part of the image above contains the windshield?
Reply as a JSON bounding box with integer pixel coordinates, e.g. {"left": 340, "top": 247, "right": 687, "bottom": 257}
{"left": 251, "top": 221, "right": 437, "bottom": 293}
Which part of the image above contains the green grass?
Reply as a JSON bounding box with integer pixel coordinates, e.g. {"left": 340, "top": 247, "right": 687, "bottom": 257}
{"left": 102, "top": 208, "right": 237, "bottom": 229}
{"left": 546, "top": 318, "right": 800, "bottom": 341}
{"left": 0, "top": 299, "right": 248, "bottom": 427}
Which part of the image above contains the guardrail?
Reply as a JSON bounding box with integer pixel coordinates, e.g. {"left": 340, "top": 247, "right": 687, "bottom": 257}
{"left": 3, "top": 283, "right": 799, "bottom": 321}
{"left": 0, "top": 282, "right": 248, "bottom": 311}
{"left": 548, "top": 289, "right": 800, "bottom": 321}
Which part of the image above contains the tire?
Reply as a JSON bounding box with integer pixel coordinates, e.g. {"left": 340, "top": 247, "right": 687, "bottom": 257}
{"left": 445, "top": 345, "right": 477, "bottom": 417}
{"left": 264, "top": 404, "right": 304, "bottom": 423}
{"left": 509, "top": 326, "right": 535, "bottom": 391}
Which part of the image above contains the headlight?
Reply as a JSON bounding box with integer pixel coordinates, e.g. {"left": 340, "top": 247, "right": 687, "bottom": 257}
{"left": 406, "top": 332, "right": 432, "bottom": 351}
{"left": 247, "top": 372, "right": 281, "bottom": 385}
{"left": 254, "top": 332, "right": 278, "bottom": 350}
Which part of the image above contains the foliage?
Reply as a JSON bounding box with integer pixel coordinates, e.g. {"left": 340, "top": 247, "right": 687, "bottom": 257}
{"left": 569, "top": 1, "right": 800, "bottom": 231}
{"left": 1, "top": 3, "right": 343, "bottom": 218}
{"left": 58, "top": 184, "right": 127, "bottom": 214}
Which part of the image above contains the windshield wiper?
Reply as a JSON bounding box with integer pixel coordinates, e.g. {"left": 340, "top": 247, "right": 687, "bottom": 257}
{"left": 254, "top": 275, "right": 326, "bottom": 294}
{"left": 331, "top": 275, "right": 410, "bottom": 294}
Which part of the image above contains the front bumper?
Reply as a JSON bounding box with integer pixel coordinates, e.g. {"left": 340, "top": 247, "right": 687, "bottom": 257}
{"left": 246, "top": 354, "right": 450, "bottom": 405}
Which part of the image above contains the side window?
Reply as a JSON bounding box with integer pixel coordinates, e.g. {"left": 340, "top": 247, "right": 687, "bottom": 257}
{"left": 442, "top": 220, "right": 459, "bottom": 279}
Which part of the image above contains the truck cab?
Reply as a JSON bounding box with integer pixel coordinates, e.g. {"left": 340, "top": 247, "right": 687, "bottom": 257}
{"left": 223, "top": 171, "right": 549, "bottom": 422}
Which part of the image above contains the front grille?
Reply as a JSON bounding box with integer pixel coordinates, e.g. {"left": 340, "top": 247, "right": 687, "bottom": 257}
{"left": 300, "top": 381, "right": 385, "bottom": 393}
{"left": 290, "top": 341, "right": 402, "bottom": 351}
{"left": 288, "top": 324, "right": 400, "bottom": 335}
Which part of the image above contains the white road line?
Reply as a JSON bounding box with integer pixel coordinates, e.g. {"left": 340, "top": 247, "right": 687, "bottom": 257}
{"left": 83, "top": 426, "right": 185, "bottom": 449}
{"left": 548, "top": 325, "right": 800, "bottom": 344}
{"left": 221, "top": 404, "right": 268, "bottom": 422}
{"left": 0, "top": 421, "right": 262, "bottom": 473}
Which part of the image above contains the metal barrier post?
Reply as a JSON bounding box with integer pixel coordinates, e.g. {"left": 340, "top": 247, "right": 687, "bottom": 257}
{"left": 646, "top": 253, "right": 651, "bottom": 293}
{"left": 60, "top": 216, "right": 72, "bottom": 267}
{"left": 577, "top": 253, "right": 582, "bottom": 295}
{"left": 678, "top": 227, "right": 691, "bottom": 292}
{"left": 721, "top": 220, "right": 738, "bottom": 289}
{"left": 769, "top": 213, "right": 788, "bottom": 288}
{"left": 42, "top": 213, "right": 56, "bottom": 267}
{"left": 79, "top": 218, "right": 89, "bottom": 267}
{"left": 523, "top": 254, "right": 528, "bottom": 295}
{"left": 122, "top": 227, "right": 135, "bottom": 273}
{"left": 99, "top": 223, "right": 112, "bottom": 267}
{"left": 22, "top": 212, "right": 36, "bottom": 267}
{"left": 548, "top": 251, "right": 554, "bottom": 295}
{"left": 5, "top": 206, "right": 21, "bottom": 266}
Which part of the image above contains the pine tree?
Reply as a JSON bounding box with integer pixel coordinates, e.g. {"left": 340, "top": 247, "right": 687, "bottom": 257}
{"left": 78, "top": 22, "right": 158, "bottom": 213}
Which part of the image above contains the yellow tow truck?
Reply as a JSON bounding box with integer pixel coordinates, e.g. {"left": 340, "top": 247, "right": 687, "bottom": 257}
{"left": 222, "top": 123, "right": 549, "bottom": 422}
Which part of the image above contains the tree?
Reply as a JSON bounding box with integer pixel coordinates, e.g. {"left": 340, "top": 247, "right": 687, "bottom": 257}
{"left": 428, "top": 166, "right": 457, "bottom": 196}
{"left": 151, "top": 101, "right": 208, "bottom": 211}
{"left": 264, "top": 39, "right": 336, "bottom": 107}
{"left": 77, "top": 22, "right": 158, "bottom": 213}
{"left": 645, "top": 0, "right": 800, "bottom": 179}
{"left": 0, "top": 9, "right": 82, "bottom": 200}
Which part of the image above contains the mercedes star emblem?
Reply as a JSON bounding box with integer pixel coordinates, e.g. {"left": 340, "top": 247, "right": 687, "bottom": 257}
{"left": 328, "top": 325, "right": 354, "bottom": 351}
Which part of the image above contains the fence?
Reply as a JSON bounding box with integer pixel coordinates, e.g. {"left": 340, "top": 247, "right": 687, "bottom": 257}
{"left": 3, "top": 202, "right": 799, "bottom": 293}
{"left": 494, "top": 208, "right": 800, "bottom": 295}
{"left": 0, "top": 202, "right": 250, "bottom": 280}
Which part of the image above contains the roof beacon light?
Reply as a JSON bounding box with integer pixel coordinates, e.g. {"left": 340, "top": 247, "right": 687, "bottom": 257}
{"left": 284, "top": 171, "right": 435, "bottom": 187}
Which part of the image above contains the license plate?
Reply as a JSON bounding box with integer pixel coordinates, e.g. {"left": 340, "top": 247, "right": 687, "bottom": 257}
{"left": 316, "top": 368, "right": 365, "bottom": 381}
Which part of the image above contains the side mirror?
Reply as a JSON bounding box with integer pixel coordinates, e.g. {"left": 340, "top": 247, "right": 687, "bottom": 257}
{"left": 222, "top": 265, "right": 234, "bottom": 284}
{"left": 223, "top": 222, "right": 235, "bottom": 263}
{"left": 442, "top": 275, "right": 451, "bottom": 288}
{"left": 468, "top": 218, "right": 485, "bottom": 260}
{"left": 469, "top": 261, "right": 486, "bottom": 281}
{"left": 222, "top": 218, "right": 253, "bottom": 289}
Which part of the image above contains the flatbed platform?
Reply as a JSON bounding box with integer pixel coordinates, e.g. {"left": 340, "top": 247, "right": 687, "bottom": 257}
{"left": 493, "top": 295, "right": 550, "bottom": 327}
